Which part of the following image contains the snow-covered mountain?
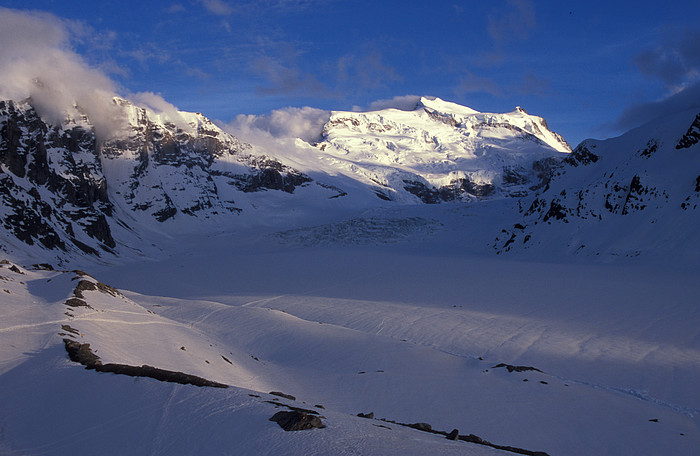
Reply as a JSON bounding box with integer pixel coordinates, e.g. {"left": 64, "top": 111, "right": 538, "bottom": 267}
{"left": 0, "top": 95, "right": 571, "bottom": 264}
{"left": 311, "top": 96, "right": 570, "bottom": 203}
{"left": 2, "top": 95, "right": 700, "bottom": 456}
{"left": 0, "top": 97, "right": 324, "bottom": 262}
{"left": 493, "top": 108, "right": 700, "bottom": 261}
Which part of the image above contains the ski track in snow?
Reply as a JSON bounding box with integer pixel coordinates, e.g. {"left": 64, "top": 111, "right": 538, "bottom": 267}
{"left": 19, "top": 391, "right": 194, "bottom": 455}
{"left": 0, "top": 320, "right": 71, "bottom": 333}
{"left": 72, "top": 317, "right": 184, "bottom": 328}
{"left": 556, "top": 377, "right": 700, "bottom": 419}
{"left": 241, "top": 295, "right": 288, "bottom": 308}
{"left": 149, "top": 384, "right": 179, "bottom": 455}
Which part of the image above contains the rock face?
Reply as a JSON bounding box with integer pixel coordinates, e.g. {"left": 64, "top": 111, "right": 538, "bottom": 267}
{"left": 0, "top": 100, "right": 113, "bottom": 254}
{"left": 269, "top": 411, "right": 325, "bottom": 431}
{"left": 0, "top": 98, "right": 312, "bottom": 259}
{"left": 494, "top": 108, "right": 700, "bottom": 259}
{"left": 675, "top": 113, "right": 700, "bottom": 149}
{"left": 102, "top": 99, "right": 312, "bottom": 223}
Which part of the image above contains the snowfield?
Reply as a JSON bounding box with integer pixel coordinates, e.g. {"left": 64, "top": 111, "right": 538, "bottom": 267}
{"left": 1, "top": 96, "right": 699, "bottom": 455}
{"left": 1, "top": 201, "right": 698, "bottom": 455}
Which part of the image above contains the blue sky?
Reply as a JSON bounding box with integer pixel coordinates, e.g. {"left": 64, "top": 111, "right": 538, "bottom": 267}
{"left": 1, "top": 1, "right": 699, "bottom": 146}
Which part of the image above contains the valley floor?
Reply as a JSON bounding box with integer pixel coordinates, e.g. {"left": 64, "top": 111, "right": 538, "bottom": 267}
{"left": 1, "top": 203, "right": 699, "bottom": 455}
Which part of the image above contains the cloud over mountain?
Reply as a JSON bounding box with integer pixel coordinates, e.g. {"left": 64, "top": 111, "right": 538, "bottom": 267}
{"left": 229, "top": 106, "right": 330, "bottom": 143}
{"left": 633, "top": 29, "right": 700, "bottom": 87}
{"left": 613, "top": 28, "right": 700, "bottom": 132}
{"left": 0, "top": 8, "right": 124, "bottom": 139}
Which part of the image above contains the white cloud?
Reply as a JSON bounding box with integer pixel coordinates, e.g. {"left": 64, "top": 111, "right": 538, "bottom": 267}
{"left": 167, "top": 3, "right": 187, "bottom": 14}
{"left": 221, "top": 107, "right": 331, "bottom": 172}
{"left": 456, "top": 71, "right": 503, "bottom": 96}
{"left": 229, "top": 106, "right": 330, "bottom": 143}
{"left": 613, "top": 81, "right": 700, "bottom": 132}
{"left": 363, "top": 95, "right": 421, "bottom": 112}
{"left": 198, "top": 0, "right": 234, "bottom": 16}
{"left": 633, "top": 29, "right": 700, "bottom": 87}
{"left": 0, "top": 8, "right": 123, "bottom": 139}
{"left": 335, "top": 51, "right": 402, "bottom": 92}
{"left": 612, "top": 28, "right": 700, "bottom": 132}
{"left": 251, "top": 54, "right": 327, "bottom": 97}
{"left": 130, "top": 91, "right": 191, "bottom": 130}
{"left": 487, "top": 0, "right": 536, "bottom": 45}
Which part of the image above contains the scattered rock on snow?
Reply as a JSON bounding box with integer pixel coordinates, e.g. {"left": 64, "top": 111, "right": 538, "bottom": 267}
{"left": 269, "top": 391, "right": 296, "bottom": 400}
{"left": 269, "top": 411, "right": 325, "bottom": 431}
{"left": 492, "top": 363, "right": 543, "bottom": 373}
{"left": 73, "top": 280, "right": 97, "bottom": 298}
{"left": 263, "top": 401, "right": 320, "bottom": 416}
{"left": 61, "top": 325, "right": 80, "bottom": 335}
{"left": 65, "top": 298, "right": 91, "bottom": 308}
{"left": 72, "top": 277, "right": 122, "bottom": 298}
{"left": 355, "top": 412, "right": 550, "bottom": 456}
{"left": 64, "top": 339, "right": 102, "bottom": 366}
{"left": 408, "top": 422, "right": 432, "bottom": 432}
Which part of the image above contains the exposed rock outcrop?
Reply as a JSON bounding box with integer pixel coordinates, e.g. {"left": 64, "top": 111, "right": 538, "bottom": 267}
{"left": 269, "top": 411, "right": 325, "bottom": 431}
{"left": 63, "top": 339, "right": 228, "bottom": 388}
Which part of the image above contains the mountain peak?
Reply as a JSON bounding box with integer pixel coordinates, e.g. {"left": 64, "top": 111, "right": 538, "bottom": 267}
{"left": 417, "top": 96, "right": 481, "bottom": 116}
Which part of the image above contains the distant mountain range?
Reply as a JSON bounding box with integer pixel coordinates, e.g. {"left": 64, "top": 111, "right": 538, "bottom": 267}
{"left": 1, "top": 94, "right": 698, "bottom": 263}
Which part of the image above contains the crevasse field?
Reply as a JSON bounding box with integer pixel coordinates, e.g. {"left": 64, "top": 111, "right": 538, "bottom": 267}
{"left": 1, "top": 201, "right": 698, "bottom": 456}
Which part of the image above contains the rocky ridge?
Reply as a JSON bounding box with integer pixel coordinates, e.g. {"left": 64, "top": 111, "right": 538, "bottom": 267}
{"left": 493, "top": 107, "right": 700, "bottom": 259}
{"left": 0, "top": 97, "right": 314, "bottom": 260}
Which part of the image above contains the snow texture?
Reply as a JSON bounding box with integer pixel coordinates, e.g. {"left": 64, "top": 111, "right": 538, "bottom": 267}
{"left": 1, "top": 95, "right": 699, "bottom": 456}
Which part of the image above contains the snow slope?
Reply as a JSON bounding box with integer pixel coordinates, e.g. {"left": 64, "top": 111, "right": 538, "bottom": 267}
{"left": 0, "top": 262, "right": 505, "bottom": 456}
{"left": 306, "top": 97, "right": 570, "bottom": 203}
{"left": 2, "top": 202, "right": 698, "bottom": 456}
{"left": 494, "top": 108, "right": 700, "bottom": 262}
